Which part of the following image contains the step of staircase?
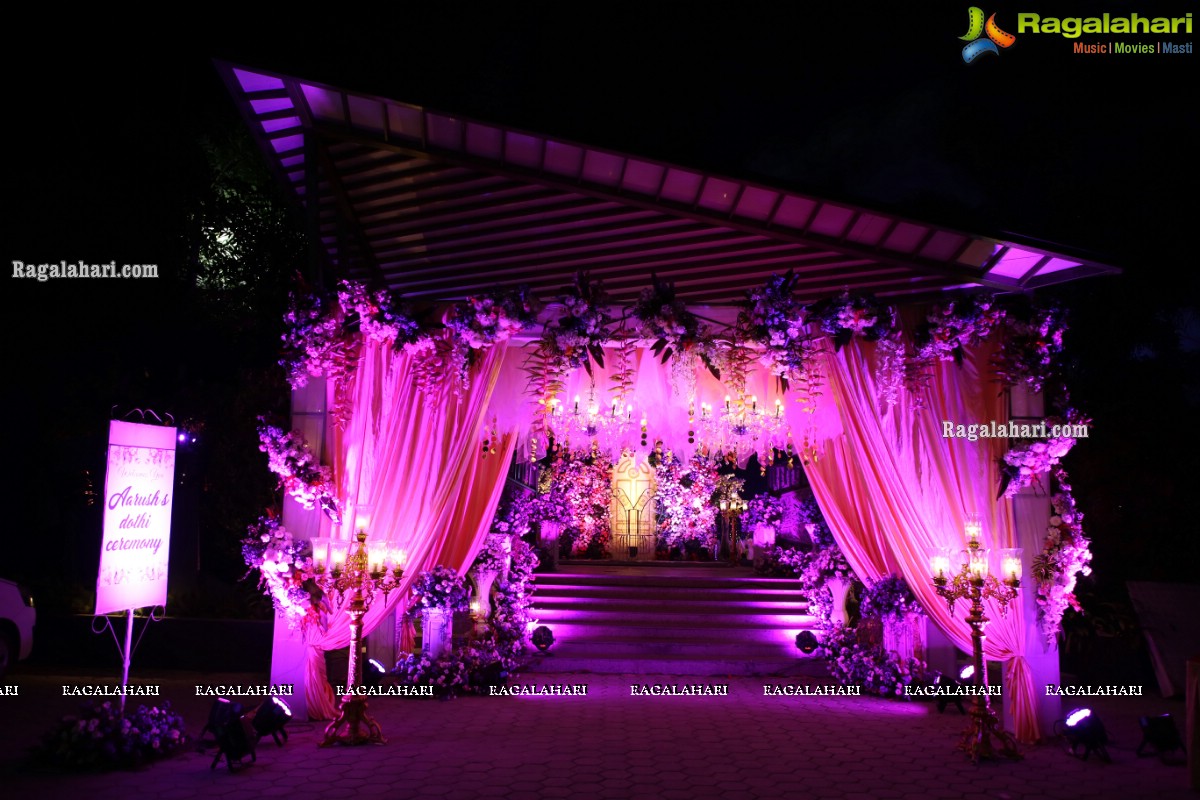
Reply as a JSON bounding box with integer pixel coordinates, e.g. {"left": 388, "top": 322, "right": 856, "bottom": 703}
{"left": 525, "top": 563, "right": 829, "bottom": 678}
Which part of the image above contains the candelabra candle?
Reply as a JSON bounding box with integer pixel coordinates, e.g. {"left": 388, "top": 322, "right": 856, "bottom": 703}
{"left": 964, "top": 513, "right": 983, "bottom": 546}
{"left": 968, "top": 549, "right": 989, "bottom": 581}
{"left": 930, "top": 552, "right": 951, "bottom": 582}
{"left": 775, "top": 398, "right": 783, "bottom": 418}
{"left": 574, "top": 395, "right": 580, "bottom": 414}
{"left": 999, "top": 548, "right": 1022, "bottom": 587}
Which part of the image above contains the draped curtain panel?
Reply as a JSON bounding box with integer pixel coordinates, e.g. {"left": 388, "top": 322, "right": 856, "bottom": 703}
{"left": 804, "top": 332, "right": 1041, "bottom": 743}
{"left": 302, "top": 339, "right": 520, "bottom": 719}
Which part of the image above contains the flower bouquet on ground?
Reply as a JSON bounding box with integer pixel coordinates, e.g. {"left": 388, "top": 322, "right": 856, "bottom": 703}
{"left": 35, "top": 701, "right": 189, "bottom": 771}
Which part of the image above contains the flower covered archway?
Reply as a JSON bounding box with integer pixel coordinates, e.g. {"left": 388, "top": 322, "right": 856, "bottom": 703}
{"left": 249, "top": 273, "right": 1089, "bottom": 737}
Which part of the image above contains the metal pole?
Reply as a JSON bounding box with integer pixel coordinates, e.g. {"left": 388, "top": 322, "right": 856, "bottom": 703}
{"left": 121, "top": 608, "right": 134, "bottom": 716}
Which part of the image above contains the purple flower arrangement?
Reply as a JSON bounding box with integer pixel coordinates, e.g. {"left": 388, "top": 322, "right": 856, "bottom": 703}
{"left": 38, "top": 701, "right": 188, "bottom": 770}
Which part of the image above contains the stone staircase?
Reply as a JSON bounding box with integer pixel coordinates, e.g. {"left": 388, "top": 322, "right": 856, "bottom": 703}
{"left": 523, "top": 562, "right": 827, "bottom": 677}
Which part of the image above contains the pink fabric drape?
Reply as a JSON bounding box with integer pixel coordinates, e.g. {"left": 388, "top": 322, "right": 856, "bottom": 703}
{"left": 302, "top": 338, "right": 516, "bottom": 719}
{"left": 805, "top": 332, "right": 1040, "bottom": 743}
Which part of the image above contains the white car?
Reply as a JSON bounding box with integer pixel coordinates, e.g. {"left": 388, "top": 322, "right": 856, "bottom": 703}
{"left": 0, "top": 578, "right": 35, "bottom": 677}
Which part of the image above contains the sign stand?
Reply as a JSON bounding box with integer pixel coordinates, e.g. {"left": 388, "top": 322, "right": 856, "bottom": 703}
{"left": 92, "top": 606, "right": 165, "bottom": 714}
{"left": 93, "top": 409, "right": 177, "bottom": 715}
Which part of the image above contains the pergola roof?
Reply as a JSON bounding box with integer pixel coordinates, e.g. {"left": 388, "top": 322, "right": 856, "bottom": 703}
{"left": 218, "top": 62, "right": 1119, "bottom": 305}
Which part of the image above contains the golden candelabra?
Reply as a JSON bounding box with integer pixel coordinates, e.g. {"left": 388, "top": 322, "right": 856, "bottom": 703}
{"left": 930, "top": 514, "right": 1023, "bottom": 764}
{"left": 312, "top": 524, "right": 405, "bottom": 747}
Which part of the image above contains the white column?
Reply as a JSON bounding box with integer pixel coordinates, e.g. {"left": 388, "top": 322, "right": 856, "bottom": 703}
{"left": 272, "top": 378, "right": 329, "bottom": 720}
{"left": 1009, "top": 385, "right": 1061, "bottom": 738}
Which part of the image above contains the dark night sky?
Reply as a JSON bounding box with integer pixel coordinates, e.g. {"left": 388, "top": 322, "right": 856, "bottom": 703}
{"left": 7, "top": 4, "right": 1195, "bottom": 273}
{"left": 2, "top": 4, "right": 1196, "bottom": 592}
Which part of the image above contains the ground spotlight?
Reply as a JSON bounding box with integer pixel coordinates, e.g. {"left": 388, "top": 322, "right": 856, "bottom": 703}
{"left": 795, "top": 630, "right": 819, "bottom": 654}
{"left": 200, "top": 697, "right": 243, "bottom": 743}
{"left": 1057, "top": 707, "right": 1110, "bottom": 762}
{"left": 1137, "top": 713, "right": 1184, "bottom": 761}
{"left": 251, "top": 696, "right": 292, "bottom": 747}
{"left": 532, "top": 625, "right": 555, "bottom": 652}
{"left": 930, "top": 669, "right": 968, "bottom": 715}
{"left": 207, "top": 700, "right": 258, "bottom": 771}
{"left": 363, "top": 658, "right": 387, "bottom": 687}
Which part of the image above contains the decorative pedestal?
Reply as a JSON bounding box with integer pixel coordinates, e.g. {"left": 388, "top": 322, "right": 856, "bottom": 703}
{"left": 470, "top": 569, "right": 500, "bottom": 621}
{"left": 827, "top": 577, "right": 851, "bottom": 627}
{"left": 421, "top": 607, "right": 452, "bottom": 660}
{"left": 883, "top": 612, "right": 928, "bottom": 662}
{"left": 539, "top": 521, "right": 562, "bottom": 570}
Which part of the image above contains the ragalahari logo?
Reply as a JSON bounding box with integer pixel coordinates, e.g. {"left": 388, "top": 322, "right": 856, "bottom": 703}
{"left": 960, "top": 7, "right": 1017, "bottom": 62}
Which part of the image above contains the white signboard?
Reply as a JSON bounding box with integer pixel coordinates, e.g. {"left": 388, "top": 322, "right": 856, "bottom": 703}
{"left": 96, "top": 420, "right": 176, "bottom": 615}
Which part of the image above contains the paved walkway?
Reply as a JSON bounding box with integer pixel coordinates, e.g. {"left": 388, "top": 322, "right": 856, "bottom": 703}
{"left": 0, "top": 668, "right": 1192, "bottom": 800}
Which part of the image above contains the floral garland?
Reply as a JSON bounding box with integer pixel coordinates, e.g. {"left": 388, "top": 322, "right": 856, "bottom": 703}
{"left": 632, "top": 275, "right": 718, "bottom": 377}
{"left": 654, "top": 451, "right": 719, "bottom": 550}
{"left": 256, "top": 417, "right": 338, "bottom": 516}
{"left": 336, "top": 279, "right": 423, "bottom": 345}
{"left": 277, "top": 281, "right": 1073, "bottom": 420}
{"left": 901, "top": 294, "right": 1007, "bottom": 406}
{"left": 998, "top": 409, "right": 1089, "bottom": 498}
{"left": 443, "top": 287, "right": 537, "bottom": 350}
{"left": 280, "top": 289, "right": 348, "bottom": 390}
{"left": 859, "top": 573, "right": 924, "bottom": 621}
{"left": 410, "top": 566, "right": 471, "bottom": 612}
{"left": 435, "top": 286, "right": 538, "bottom": 394}
{"left": 740, "top": 270, "right": 821, "bottom": 393}
{"left": 810, "top": 291, "right": 896, "bottom": 351}
{"left": 914, "top": 294, "right": 1006, "bottom": 364}
{"left": 993, "top": 303, "right": 1068, "bottom": 394}
{"left": 37, "top": 701, "right": 189, "bottom": 771}
{"left": 240, "top": 515, "right": 321, "bottom": 631}
{"left": 280, "top": 279, "right": 424, "bottom": 390}
{"left": 541, "top": 272, "right": 611, "bottom": 379}
{"left": 741, "top": 493, "right": 785, "bottom": 531}
{"left": 1032, "top": 467, "right": 1093, "bottom": 646}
